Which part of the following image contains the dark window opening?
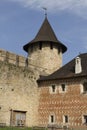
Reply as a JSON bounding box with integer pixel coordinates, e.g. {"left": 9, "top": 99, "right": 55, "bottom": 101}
{"left": 39, "top": 42, "right": 42, "bottom": 50}
{"left": 51, "top": 115, "right": 54, "bottom": 123}
{"left": 50, "top": 42, "right": 53, "bottom": 49}
{"left": 65, "top": 115, "right": 68, "bottom": 123}
{"left": 83, "top": 82, "right": 87, "bottom": 93}
{"left": 52, "top": 85, "right": 56, "bottom": 93}
{"left": 84, "top": 115, "right": 87, "bottom": 124}
{"left": 61, "top": 84, "right": 66, "bottom": 91}
{"left": 26, "top": 58, "right": 28, "bottom": 67}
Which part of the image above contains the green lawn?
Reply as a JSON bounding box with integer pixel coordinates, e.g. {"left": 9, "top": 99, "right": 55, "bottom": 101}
{"left": 0, "top": 127, "right": 32, "bottom": 130}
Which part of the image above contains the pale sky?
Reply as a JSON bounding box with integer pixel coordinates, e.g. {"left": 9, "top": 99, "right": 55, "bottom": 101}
{"left": 0, "top": 0, "right": 87, "bottom": 64}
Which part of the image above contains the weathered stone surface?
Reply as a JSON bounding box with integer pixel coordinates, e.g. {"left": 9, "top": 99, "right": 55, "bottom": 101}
{"left": 0, "top": 54, "right": 40, "bottom": 126}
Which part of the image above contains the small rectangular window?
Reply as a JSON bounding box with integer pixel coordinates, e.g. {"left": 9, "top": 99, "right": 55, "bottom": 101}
{"left": 49, "top": 115, "right": 55, "bottom": 123}
{"left": 52, "top": 85, "right": 56, "bottom": 92}
{"left": 49, "top": 85, "right": 57, "bottom": 94}
{"left": 63, "top": 115, "right": 68, "bottom": 123}
{"left": 51, "top": 115, "right": 54, "bottom": 123}
{"left": 81, "top": 82, "right": 87, "bottom": 94}
{"left": 82, "top": 115, "right": 87, "bottom": 124}
{"left": 61, "top": 84, "right": 66, "bottom": 91}
{"left": 83, "top": 82, "right": 87, "bottom": 93}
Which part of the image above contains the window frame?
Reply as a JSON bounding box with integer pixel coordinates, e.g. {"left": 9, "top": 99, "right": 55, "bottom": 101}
{"left": 80, "top": 82, "right": 87, "bottom": 94}
{"left": 49, "top": 114, "right": 55, "bottom": 124}
{"left": 63, "top": 115, "right": 69, "bottom": 123}
{"left": 10, "top": 110, "right": 26, "bottom": 127}
{"left": 59, "top": 84, "right": 67, "bottom": 93}
{"left": 49, "top": 84, "right": 57, "bottom": 94}
{"left": 82, "top": 115, "right": 87, "bottom": 125}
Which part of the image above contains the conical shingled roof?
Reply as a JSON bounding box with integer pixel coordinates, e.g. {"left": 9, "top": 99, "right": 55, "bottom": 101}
{"left": 23, "top": 17, "right": 67, "bottom": 53}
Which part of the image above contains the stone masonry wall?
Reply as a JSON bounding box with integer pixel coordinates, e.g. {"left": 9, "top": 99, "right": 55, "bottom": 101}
{"left": 0, "top": 49, "right": 40, "bottom": 127}
{"left": 38, "top": 78, "right": 87, "bottom": 128}
{"left": 28, "top": 43, "right": 62, "bottom": 74}
{"left": 0, "top": 49, "right": 27, "bottom": 67}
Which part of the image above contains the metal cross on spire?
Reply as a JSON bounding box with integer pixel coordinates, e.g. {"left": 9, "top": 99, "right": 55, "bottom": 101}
{"left": 42, "top": 7, "right": 47, "bottom": 17}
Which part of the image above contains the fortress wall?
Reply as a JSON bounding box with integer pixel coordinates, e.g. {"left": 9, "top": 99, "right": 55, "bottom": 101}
{"left": 0, "top": 53, "right": 40, "bottom": 127}
{"left": 0, "top": 49, "right": 47, "bottom": 73}
{"left": 0, "top": 49, "right": 26, "bottom": 67}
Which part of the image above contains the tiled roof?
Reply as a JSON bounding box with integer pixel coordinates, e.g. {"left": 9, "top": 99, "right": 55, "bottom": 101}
{"left": 38, "top": 53, "right": 87, "bottom": 82}
{"left": 23, "top": 17, "right": 67, "bottom": 53}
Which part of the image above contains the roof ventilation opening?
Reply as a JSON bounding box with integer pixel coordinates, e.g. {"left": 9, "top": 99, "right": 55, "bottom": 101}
{"left": 75, "top": 56, "right": 82, "bottom": 74}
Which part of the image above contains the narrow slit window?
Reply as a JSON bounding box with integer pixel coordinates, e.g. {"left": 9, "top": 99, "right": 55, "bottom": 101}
{"left": 49, "top": 115, "right": 55, "bottom": 123}
{"left": 52, "top": 85, "right": 55, "bottom": 92}
{"left": 51, "top": 85, "right": 57, "bottom": 93}
{"left": 83, "top": 82, "right": 87, "bottom": 94}
{"left": 61, "top": 84, "right": 66, "bottom": 92}
{"left": 50, "top": 42, "right": 53, "bottom": 49}
{"left": 39, "top": 42, "right": 42, "bottom": 50}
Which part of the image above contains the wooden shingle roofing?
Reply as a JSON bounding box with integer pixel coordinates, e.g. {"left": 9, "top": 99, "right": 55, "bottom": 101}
{"left": 38, "top": 53, "right": 87, "bottom": 82}
{"left": 23, "top": 17, "right": 67, "bottom": 53}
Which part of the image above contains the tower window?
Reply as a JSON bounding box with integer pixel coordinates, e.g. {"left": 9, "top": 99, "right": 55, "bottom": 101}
{"left": 39, "top": 42, "right": 42, "bottom": 50}
{"left": 50, "top": 42, "right": 53, "bottom": 49}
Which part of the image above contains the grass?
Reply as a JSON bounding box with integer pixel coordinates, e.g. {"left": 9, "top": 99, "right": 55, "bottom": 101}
{"left": 0, "top": 127, "right": 32, "bottom": 130}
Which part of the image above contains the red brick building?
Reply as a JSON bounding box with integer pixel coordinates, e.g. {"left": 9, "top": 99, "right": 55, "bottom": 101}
{"left": 38, "top": 53, "right": 87, "bottom": 128}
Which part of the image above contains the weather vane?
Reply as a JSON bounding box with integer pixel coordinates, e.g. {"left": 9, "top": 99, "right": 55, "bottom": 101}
{"left": 42, "top": 7, "right": 47, "bottom": 17}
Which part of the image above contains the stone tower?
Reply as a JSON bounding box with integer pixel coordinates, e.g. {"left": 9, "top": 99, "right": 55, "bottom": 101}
{"left": 23, "top": 17, "right": 67, "bottom": 74}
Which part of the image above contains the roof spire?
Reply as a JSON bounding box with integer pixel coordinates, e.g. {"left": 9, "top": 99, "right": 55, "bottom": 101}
{"left": 42, "top": 7, "right": 47, "bottom": 17}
